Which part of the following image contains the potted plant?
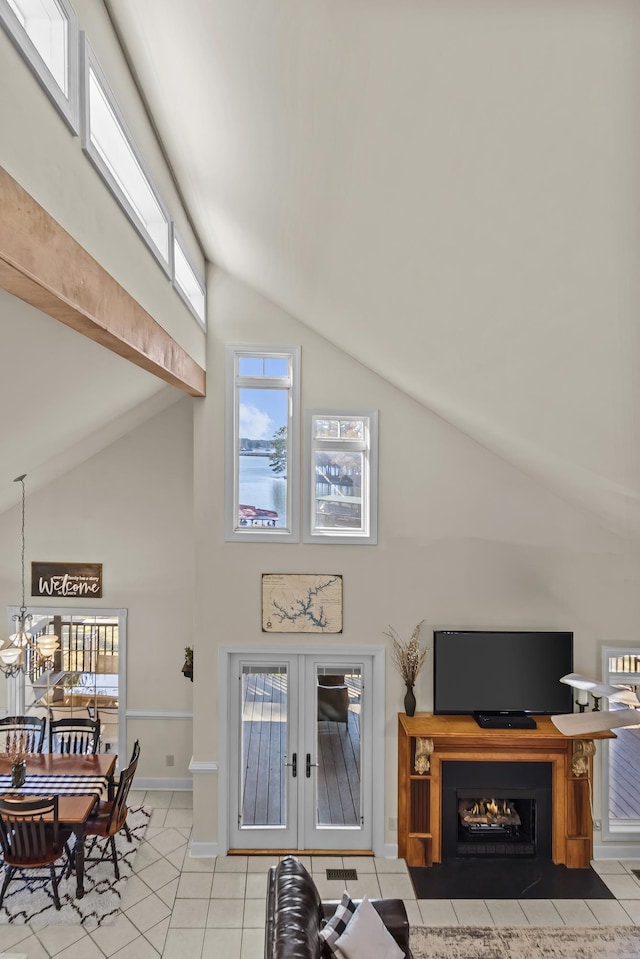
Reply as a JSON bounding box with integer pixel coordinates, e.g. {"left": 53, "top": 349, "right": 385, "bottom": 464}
{"left": 182, "top": 646, "right": 193, "bottom": 682}
{"left": 384, "top": 620, "right": 427, "bottom": 717}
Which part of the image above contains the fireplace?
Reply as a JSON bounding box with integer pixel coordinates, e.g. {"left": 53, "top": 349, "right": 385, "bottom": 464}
{"left": 442, "top": 761, "right": 552, "bottom": 860}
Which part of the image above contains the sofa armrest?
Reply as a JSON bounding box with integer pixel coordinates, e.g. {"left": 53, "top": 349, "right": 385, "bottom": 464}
{"left": 265, "top": 866, "right": 278, "bottom": 959}
{"left": 321, "top": 898, "right": 413, "bottom": 958}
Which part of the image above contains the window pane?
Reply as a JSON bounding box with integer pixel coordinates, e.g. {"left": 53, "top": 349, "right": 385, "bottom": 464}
{"left": 88, "top": 66, "right": 169, "bottom": 261}
{"left": 238, "top": 388, "right": 288, "bottom": 529}
{"left": 340, "top": 419, "right": 364, "bottom": 440}
{"left": 7, "top": 0, "right": 68, "bottom": 94}
{"left": 238, "top": 356, "right": 289, "bottom": 378}
{"left": 241, "top": 665, "right": 288, "bottom": 827}
{"left": 313, "top": 451, "right": 363, "bottom": 530}
{"left": 316, "top": 666, "right": 361, "bottom": 827}
{"left": 314, "top": 419, "right": 340, "bottom": 439}
{"left": 173, "top": 237, "right": 205, "bottom": 326}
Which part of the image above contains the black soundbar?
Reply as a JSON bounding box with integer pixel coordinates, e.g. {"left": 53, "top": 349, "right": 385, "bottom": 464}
{"left": 473, "top": 711, "right": 537, "bottom": 730}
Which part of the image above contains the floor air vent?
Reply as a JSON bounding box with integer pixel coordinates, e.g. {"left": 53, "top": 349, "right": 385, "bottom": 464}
{"left": 326, "top": 868, "right": 358, "bottom": 881}
{"left": 632, "top": 869, "right": 640, "bottom": 880}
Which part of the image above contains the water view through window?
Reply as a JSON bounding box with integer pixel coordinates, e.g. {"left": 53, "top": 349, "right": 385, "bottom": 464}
{"left": 238, "top": 386, "right": 288, "bottom": 529}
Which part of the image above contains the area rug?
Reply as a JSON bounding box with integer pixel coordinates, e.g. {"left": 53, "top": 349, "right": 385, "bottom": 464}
{"left": 410, "top": 926, "right": 640, "bottom": 959}
{"left": 0, "top": 805, "right": 150, "bottom": 927}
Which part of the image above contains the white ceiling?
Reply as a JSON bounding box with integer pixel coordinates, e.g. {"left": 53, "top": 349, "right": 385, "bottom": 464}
{"left": 4, "top": 1, "right": 640, "bottom": 534}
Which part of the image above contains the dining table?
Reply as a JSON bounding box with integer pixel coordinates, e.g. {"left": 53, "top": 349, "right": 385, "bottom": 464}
{"left": 0, "top": 752, "right": 117, "bottom": 899}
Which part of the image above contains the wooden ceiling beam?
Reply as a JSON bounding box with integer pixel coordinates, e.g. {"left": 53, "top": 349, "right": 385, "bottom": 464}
{"left": 0, "top": 166, "right": 206, "bottom": 397}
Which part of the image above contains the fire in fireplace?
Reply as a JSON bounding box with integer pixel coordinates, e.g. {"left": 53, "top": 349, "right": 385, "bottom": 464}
{"left": 442, "top": 761, "right": 552, "bottom": 860}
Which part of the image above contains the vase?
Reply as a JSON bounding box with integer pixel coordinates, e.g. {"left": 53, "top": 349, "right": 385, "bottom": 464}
{"left": 11, "top": 760, "right": 26, "bottom": 788}
{"left": 404, "top": 682, "right": 416, "bottom": 717}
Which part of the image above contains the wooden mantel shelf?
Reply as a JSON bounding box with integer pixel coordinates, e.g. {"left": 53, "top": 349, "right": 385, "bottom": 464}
{"left": 398, "top": 713, "right": 614, "bottom": 870}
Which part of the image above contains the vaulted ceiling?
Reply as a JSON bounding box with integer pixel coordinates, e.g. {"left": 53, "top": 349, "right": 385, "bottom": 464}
{"left": 3, "top": 1, "right": 639, "bottom": 534}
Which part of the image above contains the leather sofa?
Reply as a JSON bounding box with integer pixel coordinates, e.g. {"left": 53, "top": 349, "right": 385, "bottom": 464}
{"left": 265, "top": 854, "right": 414, "bottom": 959}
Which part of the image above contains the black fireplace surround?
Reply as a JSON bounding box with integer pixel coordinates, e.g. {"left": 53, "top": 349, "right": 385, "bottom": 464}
{"left": 441, "top": 761, "right": 552, "bottom": 860}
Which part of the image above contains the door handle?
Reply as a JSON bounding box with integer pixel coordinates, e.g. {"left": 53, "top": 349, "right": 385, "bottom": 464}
{"left": 284, "top": 753, "right": 297, "bottom": 777}
{"left": 306, "top": 753, "right": 319, "bottom": 778}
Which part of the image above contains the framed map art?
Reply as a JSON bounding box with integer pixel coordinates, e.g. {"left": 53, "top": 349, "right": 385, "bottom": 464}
{"left": 262, "top": 573, "right": 343, "bottom": 633}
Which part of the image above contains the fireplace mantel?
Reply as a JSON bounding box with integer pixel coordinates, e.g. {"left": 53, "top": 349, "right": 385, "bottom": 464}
{"left": 397, "top": 713, "right": 614, "bottom": 869}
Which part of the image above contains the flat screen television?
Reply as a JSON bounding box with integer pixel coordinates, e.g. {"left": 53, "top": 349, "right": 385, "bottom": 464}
{"left": 433, "top": 630, "right": 574, "bottom": 728}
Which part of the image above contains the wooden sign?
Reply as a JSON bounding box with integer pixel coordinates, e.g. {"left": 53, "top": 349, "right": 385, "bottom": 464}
{"left": 31, "top": 562, "right": 103, "bottom": 598}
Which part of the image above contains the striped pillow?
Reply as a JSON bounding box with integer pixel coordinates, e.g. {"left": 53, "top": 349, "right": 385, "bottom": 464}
{"left": 319, "top": 891, "right": 357, "bottom": 958}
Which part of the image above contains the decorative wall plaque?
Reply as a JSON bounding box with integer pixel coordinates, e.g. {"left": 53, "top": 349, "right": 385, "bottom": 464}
{"left": 262, "top": 573, "right": 343, "bottom": 633}
{"left": 31, "top": 562, "right": 103, "bottom": 598}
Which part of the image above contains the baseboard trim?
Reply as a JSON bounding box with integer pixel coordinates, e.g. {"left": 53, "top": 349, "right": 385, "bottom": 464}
{"left": 125, "top": 709, "right": 193, "bottom": 719}
{"left": 136, "top": 777, "right": 192, "bottom": 791}
{"left": 190, "top": 841, "right": 220, "bottom": 858}
{"left": 189, "top": 758, "right": 218, "bottom": 774}
{"left": 593, "top": 842, "right": 640, "bottom": 860}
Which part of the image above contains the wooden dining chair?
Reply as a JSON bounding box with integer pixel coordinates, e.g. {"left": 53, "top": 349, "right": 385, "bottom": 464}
{"left": 0, "top": 715, "right": 46, "bottom": 754}
{"left": 49, "top": 716, "right": 100, "bottom": 755}
{"left": 0, "top": 795, "right": 72, "bottom": 911}
{"left": 82, "top": 740, "right": 140, "bottom": 879}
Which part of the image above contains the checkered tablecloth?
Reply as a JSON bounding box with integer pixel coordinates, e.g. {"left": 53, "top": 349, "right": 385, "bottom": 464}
{"left": 0, "top": 774, "right": 108, "bottom": 797}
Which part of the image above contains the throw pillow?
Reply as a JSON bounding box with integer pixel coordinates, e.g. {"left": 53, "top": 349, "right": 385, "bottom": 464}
{"left": 319, "top": 890, "right": 356, "bottom": 958}
{"left": 334, "top": 896, "right": 404, "bottom": 959}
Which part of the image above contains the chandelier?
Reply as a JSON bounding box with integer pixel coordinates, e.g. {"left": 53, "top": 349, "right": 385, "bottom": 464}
{"left": 0, "top": 474, "right": 60, "bottom": 677}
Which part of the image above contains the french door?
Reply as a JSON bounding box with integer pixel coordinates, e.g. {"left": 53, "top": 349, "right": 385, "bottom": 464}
{"left": 228, "top": 652, "right": 373, "bottom": 851}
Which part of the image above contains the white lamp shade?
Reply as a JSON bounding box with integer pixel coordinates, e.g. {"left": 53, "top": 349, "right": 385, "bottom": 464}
{"left": 36, "top": 635, "right": 59, "bottom": 655}
{"left": 0, "top": 646, "right": 21, "bottom": 665}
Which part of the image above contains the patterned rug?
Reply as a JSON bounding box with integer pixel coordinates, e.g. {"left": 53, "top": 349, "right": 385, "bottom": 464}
{"left": 410, "top": 926, "right": 640, "bottom": 958}
{"left": 0, "top": 805, "right": 150, "bottom": 927}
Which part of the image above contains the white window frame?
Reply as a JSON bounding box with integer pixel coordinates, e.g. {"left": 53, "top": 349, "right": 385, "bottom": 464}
{"left": 172, "top": 224, "right": 206, "bottom": 330}
{"left": 0, "top": 0, "right": 79, "bottom": 132}
{"left": 80, "top": 34, "right": 171, "bottom": 276}
{"left": 303, "top": 409, "right": 378, "bottom": 545}
{"left": 225, "top": 345, "right": 300, "bottom": 543}
{"left": 600, "top": 644, "right": 640, "bottom": 844}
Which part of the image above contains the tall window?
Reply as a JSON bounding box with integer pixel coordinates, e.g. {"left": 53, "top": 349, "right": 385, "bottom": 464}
{"left": 173, "top": 227, "right": 206, "bottom": 329}
{"left": 0, "top": 0, "right": 79, "bottom": 131}
{"left": 602, "top": 646, "right": 640, "bottom": 840}
{"left": 81, "top": 37, "right": 171, "bottom": 274}
{"left": 304, "top": 410, "right": 378, "bottom": 544}
{"left": 225, "top": 347, "right": 300, "bottom": 542}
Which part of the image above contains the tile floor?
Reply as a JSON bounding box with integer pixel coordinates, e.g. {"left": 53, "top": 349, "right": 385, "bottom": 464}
{"left": 0, "top": 790, "right": 639, "bottom": 958}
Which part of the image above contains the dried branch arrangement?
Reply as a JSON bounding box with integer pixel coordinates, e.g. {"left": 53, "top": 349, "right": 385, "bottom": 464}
{"left": 384, "top": 620, "right": 427, "bottom": 685}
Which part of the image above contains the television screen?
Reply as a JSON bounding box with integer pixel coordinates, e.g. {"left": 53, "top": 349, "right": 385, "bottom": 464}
{"left": 433, "top": 630, "right": 574, "bottom": 716}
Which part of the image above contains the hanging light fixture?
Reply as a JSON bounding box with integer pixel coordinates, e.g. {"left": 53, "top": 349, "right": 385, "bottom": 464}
{"left": 0, "top": 474, "right": 59, "bottom": 677}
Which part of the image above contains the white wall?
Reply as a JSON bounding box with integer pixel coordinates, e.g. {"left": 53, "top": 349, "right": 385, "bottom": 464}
{"left": 192, "top": 268, "right": 640, "bottom": 851}
{"left": 0, "top": 397, "right": 195, "bottom": 783}
{"left": 0, "top": 0, "right": 205, "bottom": 366}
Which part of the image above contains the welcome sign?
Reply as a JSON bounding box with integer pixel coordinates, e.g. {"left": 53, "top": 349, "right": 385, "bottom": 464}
{"left": 31, "top": 562, "right": 103, "bottom": 598}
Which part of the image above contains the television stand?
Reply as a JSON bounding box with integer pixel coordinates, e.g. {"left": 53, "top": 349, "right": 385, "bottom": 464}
{"left": 473, "top": 711, "right": 537, "bottom": 730}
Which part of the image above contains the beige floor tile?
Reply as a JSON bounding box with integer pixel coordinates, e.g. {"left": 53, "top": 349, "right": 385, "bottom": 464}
{"left": 181, "top": 854, "right": 216, "bottom": 872}
{"left": 215, "top": 856, "right": 248, "bottom": 873}
{"left": 402, "top": 899, "right": 423, "bottom": 926}
{"left": 131, "top": 842, "right": 163, "bottom": 872}
{"left": 517, "top": 899, "right": 564, "bottom": 925}
{"left": 144, "top": 791, "right": 174, "bottom": 809}
{"left": 32, "top": 926, "right": 86, "bottom": 956}
{"left": 211, "top": 873, "right": 247, "bottom": 898}
{"left": 156, "top": 876, "right": 180, "bottom": 907}
{"left": 202, "top": 928, "right": 242, "bottom": 959}
{"left": 345, "top": 876, "right": 381, "bottom": 899}
{"left": 207, "top": 898, "right": 245, "bottom": 928}
{"left": 90, "top": 913, "right": 140, "bottom": 957}
{"left": 245, "top": 871, "right": 268, "bottom": 898}
{"left": 0, "top": 936, "right": 47, "bottom": 959}
{"left": 418, "top": 898, "right": 459, "bottom": 926}
{"left": 121, "top": 873, "right": 155, "bottom": 907}
{"left": 374, "top": 857, "right": 409, "bottom": 874}
{"left": 169, "top": 897, "right": 210, "bottom": 928}
{"left": 0, "top": 928, "right": 31, "bottom": 951}
{"left": 54, "top": 937, "right": 104, "bottom": 959}
{"left": 164, "top": 809, "right": 193, "bottom": 829}
{"left": 247, "top": 855, "right": 279, "bottom": 873}
{"left": 147, "top": 808, "right": 167, "bottom": 827}
{"left": 146, "top": 828, "right": 188, "bottom": 856}
{"left": 599, "top": 874, "right": 640, "bottom": 899}
{"left": 125, "top": 892, "right": 172, "bottom": 933}
{"left": 177, "top": 872, "right": 213, "bottom": 898}
{"left": 136, "top": 858, "right": 180, "bottom": 891}
{"left": 377, "top": 873, "right": 415, "bottom": 899}
{"left": 619, "top": 899, "right": 640, "bottom": 924}
{"left": 311, "top": 856, "right": 343, "bottom": 872}
{"left": 144, "top": 917, "right": 170, "bottom": 953}
{"left": 109, "top": 937, "right": 160, "bottom": 959}
{"left": 313, "top": 877, "right": 348, "bottom": 900}
{"left": 240, "top": 927, "right": 265, "bottom": 959}
{"left": 485, "top": 899, "right": 529, "bottom": 926}
{"left": 585, "top": 898, "right": 637, "bottom": 924}
{"left": 243, "top": 899, "right": 267, "bottom": 928}
{"left": 343, "top": 855, "right": 376, "bottom": 873}
{"left": 551, "top": 899, "right": 598, "bottom": 925}
{"left": 169, "top": 792, "right": 193, "bottom": 809}
{"left": 451, "top": 899, "right": 494, "bottom": 925}
{"left": 591, "top": 860, "right": 628, "bottom": 875}
{"left": 162, "top": 928, "right": 205, "bottom": 959}
{"left": 166, "top": 846, "right": 189, "bottom": 869}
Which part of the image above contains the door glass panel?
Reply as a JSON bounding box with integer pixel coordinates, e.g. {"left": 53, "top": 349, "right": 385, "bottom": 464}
{"left": 241, "top": 665, "right": 288, "bottom": 828}
{"left": 24, "top": 613, "right": 120, "bottom": 752}
{"left": 316, "top": 666, "right": 362, "bottom": 827}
